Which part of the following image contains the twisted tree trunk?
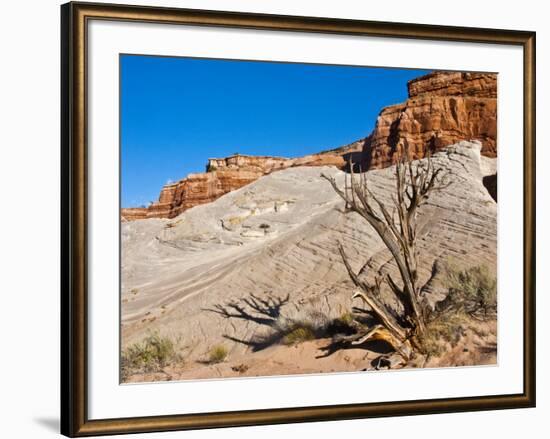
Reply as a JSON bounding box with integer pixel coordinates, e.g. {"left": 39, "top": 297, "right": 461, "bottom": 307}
{"left": 322, "top": 151, "right": 450, "bottom": 358}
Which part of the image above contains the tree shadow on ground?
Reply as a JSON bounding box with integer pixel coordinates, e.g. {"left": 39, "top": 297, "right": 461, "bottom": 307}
{"left": 317, "top": 337, "right": 394, "bottom": 359}
{"left": 203, "top": 293, "right": 289, "bottom": 327}
{"left": 204, "top": 293, "right": 362, "bottom": 353}
{"left": 203, "top": 293, "right": 290, "bottom": 352}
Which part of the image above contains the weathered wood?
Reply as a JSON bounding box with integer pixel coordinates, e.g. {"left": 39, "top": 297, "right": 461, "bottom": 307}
{"left": 322, "top": 150, "right": 449, "bottom": 357}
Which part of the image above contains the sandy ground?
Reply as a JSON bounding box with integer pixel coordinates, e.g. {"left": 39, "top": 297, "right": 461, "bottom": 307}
{"left": 124, "top": 319, "right": 497, "bottom": 383}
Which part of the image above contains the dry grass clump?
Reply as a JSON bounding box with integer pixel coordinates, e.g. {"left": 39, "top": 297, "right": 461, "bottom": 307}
{"left": 208, "top": 344, "right": 228, "bottom": 364}
{"left": 274, "top": 309, "right": 329, "bottom": 342}
{"left": 268, "top": 308, "right": 357, "bottom": 346}
{"left": 282, "top": 326, "right": 316, "bottom": 345}
{"left": 121, "top": 332, "right": 181, "bottom": 381}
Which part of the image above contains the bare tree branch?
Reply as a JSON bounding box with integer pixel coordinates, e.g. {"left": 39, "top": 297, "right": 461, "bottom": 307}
{"left": 323, "top": 149, "right": 451, "bottom": 357}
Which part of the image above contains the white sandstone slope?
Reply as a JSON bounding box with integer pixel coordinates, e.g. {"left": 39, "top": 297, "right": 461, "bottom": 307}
{"left": 121, "top": 141, "right": 497, "bottom": 371}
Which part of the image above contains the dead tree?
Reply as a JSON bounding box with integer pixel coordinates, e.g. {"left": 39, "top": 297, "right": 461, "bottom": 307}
{"left": 322, "top": 151, "right": 450, "bottom": 358}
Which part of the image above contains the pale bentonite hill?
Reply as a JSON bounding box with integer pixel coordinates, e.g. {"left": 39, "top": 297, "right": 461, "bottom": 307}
{"left": 121, "top": 141, "right": 497, "bottom": 382}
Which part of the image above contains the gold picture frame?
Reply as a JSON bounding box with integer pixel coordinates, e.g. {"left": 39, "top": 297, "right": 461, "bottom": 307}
{"left": 61, "top": 2, "right": 536, "bottom": 436}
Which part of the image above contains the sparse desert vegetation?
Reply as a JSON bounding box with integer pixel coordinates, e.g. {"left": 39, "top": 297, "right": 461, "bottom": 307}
{"left": 282, "top": 326, "right": 315, "bottom": 345}
{"left": 208, "top": 345, "right": 228, "bottom": 364}
{"left": 120, "top": 256, "right": 496, "bottom": 381}
{"left": 443, "top": 264, "right": 497, "bottom": 317}
{"left": 419, "top": 263, "right": 497, "bottom": 358}
{"left": 121, "top": 332, "right": 181, "bottom": 380}
{"left": 218, "top": 300, "right": 359, "bottom": 350}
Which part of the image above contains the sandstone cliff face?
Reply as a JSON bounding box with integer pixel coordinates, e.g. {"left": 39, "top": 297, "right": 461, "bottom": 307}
{"left": 122, "top": 71, "right": 497, "bottom": 220}
{"left": 364, "top": 71, "right": 497, "bottom": 169}
{"left": 122, "top": 142, "right": 363, "bottom": 220}
{"left": 121, "top": 207, "right": 149, "bottom": 221}
{"left": 407, "top": 71, "right": 497, "bottom": 98}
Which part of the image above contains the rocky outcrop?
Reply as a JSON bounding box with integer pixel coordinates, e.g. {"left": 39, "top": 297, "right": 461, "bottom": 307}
{"left": 122, "top": 71, "right": 497, "bottom": 220}
{"left": 121, "top": 207, "right": 149, "bottom": 221}
{"left": 363, "top": 71, "right": 497, "bottom": 169}
{"left": 122, "top": 141, "right": 364, "bottom": 220}
{"left": 407, "top": 71, "right": 497, "bottom": 98}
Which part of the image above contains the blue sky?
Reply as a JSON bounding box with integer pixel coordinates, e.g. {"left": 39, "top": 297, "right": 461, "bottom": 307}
{"left": 121, "top": 55, "right": 429, "bottom": 207}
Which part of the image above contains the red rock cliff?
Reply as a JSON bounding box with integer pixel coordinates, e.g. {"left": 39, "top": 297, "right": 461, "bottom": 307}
{"left": 364, "top": 71, "right": 497, "bottom": 169}
{"left": 121, "top": 141, "right": 363, "bottom": 220}
{"left": 122, "top": 71, "right": 496, "bottom": 221}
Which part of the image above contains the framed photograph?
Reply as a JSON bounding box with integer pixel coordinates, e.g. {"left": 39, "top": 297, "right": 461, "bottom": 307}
{"left": 61, "top": 1, "right": 535, "bottom": 436}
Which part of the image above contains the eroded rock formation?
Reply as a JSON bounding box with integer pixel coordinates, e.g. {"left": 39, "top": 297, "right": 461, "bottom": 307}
{"left": 122, "top": 142, "right": 363, "bottom": 220}
{"left": 363, "top": 71, "right": 497, "bottom": 169}
{"left": 122, "top": 71, "right": 497, "bottom": 220}
{"left": 121, "top": 142, "right": 497, "bottom": 375}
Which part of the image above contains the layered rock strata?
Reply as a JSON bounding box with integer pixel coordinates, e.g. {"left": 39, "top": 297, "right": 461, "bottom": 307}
{"left": 121, "top": 142, "right": 497, "bottom": 369}
{"left": 363, "top": 71, "right": 497, "bottom": 169}
{"left": 121, "top": 141, "right": 364, "bottom": 220}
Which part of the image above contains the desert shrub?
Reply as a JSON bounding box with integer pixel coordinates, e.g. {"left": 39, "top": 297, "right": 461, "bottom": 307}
{"left": 421, "top": 264, "right": 497, "bottom": 357}
{"left": 208, "top": 345, "right": 228, "bottom": 364}
{"left": 121, "top": 332, "right": 180, "bottom": 380}
{"left": 439, "top": 264, "right": 497, "bottom": 317}
{"left": 282, "top": 325, "right": 315, "bottom": 345}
